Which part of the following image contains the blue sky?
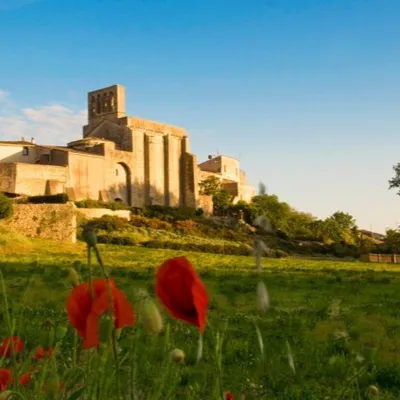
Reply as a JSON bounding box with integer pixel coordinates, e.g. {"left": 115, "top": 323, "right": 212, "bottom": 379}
{"left": 1, "top": 0, "right": 400, "bottom": 233}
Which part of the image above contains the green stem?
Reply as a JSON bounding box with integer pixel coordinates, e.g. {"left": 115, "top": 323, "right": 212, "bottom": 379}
{"left": 94, "top": 244, "right": 122, "bottom": 399}
{"left": 87, "top": 246, "right": 93, "bottom": 299}
{"left": 0, "top": 269, "right": 19, "bottom": 391}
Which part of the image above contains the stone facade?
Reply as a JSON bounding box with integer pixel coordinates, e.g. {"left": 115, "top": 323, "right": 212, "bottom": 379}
{"left": 198, "top": 155, "right": 256, "bottom": 203}
{"left": 0, "top": 84, "right": 255, "bottom": 211}
{"left": 0, "top": 85, "right": 197, "bottom": 209}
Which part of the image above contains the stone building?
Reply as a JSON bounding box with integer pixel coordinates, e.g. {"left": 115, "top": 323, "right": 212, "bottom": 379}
{"left": 0, "top": 85, "right": 198, "bottom": 208}
{"left": 0, "top": 84, "right": 255, "bottom": 211}
{"left": 198, "top": 155, "right": 256, "bottom": 203}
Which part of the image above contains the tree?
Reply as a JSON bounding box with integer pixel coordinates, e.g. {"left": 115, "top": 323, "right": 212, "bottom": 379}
{"left": 199, "top": 176, "right": 220, "bottom": 196}
{"left": 212, "top": 190, "right": 231, "bottom": 214}
{"left": 389, "top": 163, "right": 400, "bottom": 195}
{"left": 331, "top": 211, "right": 356, "bottom": 231}
{"left": 258, "top": 182, "right": 267, "bottom": 195}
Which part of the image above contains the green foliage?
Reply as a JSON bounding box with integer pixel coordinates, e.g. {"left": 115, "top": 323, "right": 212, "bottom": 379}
{"left": 199, "top": 176, "right": 221, "bottom": 196}
{"left": 0, "top": 193, "right": 13, "bottom": 219}
{"left": 258, "top": 181, "right": 267, "bottom": 195}
{"left": 389, "top": 162, "right": 400, "bottom": 195}
{"left": 28, "top": 193, "right": 69, "bottom": 204}
{"left": 75, "top": 199, "right": 130, "bottom": 210}
{"left": 0, "top": 245, "right": 400, "bottom": 398}
{"left": 141, "top": 205, "right": 200, "bottom": 221}
{"left": 212, "top": 189, "right": 232, "bottom": 214}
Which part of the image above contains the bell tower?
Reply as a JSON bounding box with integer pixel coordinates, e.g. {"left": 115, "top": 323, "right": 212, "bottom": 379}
{"left": 87, "top": 84, "right": 126, "bottom": 123}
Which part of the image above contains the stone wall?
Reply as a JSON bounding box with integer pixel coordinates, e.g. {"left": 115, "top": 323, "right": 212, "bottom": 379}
{"left": 0, "top": 163, "right": 67, "bottom": 196}
{"left": 6, "top": 203, "right": 76, "bottom": 242}
{"left": 0, "top": 163, "right": 16, "bottom": 193}
{"left": 76, "top": 208, "right": 131, "bottom": 221}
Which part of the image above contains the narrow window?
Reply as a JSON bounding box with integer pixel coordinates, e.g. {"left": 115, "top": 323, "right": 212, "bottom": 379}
{"left": 224, "top": 165, "right": 227, "bottom": 173}
{"left": 116, "top": 169, "right": 119, "bottom": 176}
{"left": 22, "top": 146, "right": 29, "bottom": 156}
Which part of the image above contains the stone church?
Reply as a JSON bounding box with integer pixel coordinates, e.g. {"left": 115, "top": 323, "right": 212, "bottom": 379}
{"left": 0, "top": 85, "right": 199, "bottom": 208}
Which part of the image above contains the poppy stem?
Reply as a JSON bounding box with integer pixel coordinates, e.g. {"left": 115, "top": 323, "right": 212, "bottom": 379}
{"left": 87, "top": 246, "right": 93, "bottom": 300}
{"left": 93, "top": 244, "right": 122, "bottom": 399}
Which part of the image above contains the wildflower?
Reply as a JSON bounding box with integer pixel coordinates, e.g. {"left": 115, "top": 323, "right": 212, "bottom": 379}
{"left": 35, "top": 346, "right": 54, "bottom": 361}
{"left": 170, "top": 348, "right": 185, "bottom": 364}
{"left": 66, "top": 279, "right": 135, "bottom": 348}
{"left": 141, "top": 297, "right": 163, "bottom": 334}
{"left": 19, "top": 372, "right": 32, "bottom": 387}
{"left": 224, "top": 391, "right": 234, "bottom": 400}
{"left": 155, "top": 257, "right": 208, "bottom": 332}
{"left": 256, "top": 281, "right": 269, "bottom": 313}
{"left": 0, "top": 336, "right": 23, "bottom": 357}
{"left": 0, "top": 369, "right": 13, "bottom": 391}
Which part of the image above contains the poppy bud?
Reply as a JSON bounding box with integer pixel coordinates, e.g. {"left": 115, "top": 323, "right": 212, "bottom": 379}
{"left": 256, "top": 281, "right": 269, "bottom": 313}
{"left": 367, "top": 385, "right": 379, "bottom": 397}
{"left": 83, "top": 225, "right": 97, "bottom": 248}
{"left": 40, "top": 320, "right": 55, "bottom": 351}
{"left": 99, "top": 312, "right": 114, "bottom": 344}
{"left": 55, "top": 326, "right": 67, "bottom": 342}
{"left": 170, "top": 348, "right": 185, "bottom": 364}
{"left": 142, "top": 298, "right": 163, "bottom": 334}
{"left": 68, "top": 268, "right": 80, "bottom": 287}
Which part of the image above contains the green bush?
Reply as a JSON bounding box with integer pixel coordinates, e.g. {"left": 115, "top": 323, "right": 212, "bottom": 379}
{"left": 28, "top": 193, "right": 69, "bottom": 204}
{"left": 142, "top": 239, "right": 252, "bottom": 256}
{"left": 75, "top": 199, "right": 130, "bottom": 211}
{"left": 88, "top": 216, "right": 130, "bottom": 232}
{"left": 143, "top": 205, "right": 199, "bottom": 221}
{"left": 0, "top": 193, "right": 13, "bottom": 219}
{"left": 130, "top": 215, "right": 173, "bottom": 231}
{"left": 97, "top": 234, "right": 137, "bottom": 246}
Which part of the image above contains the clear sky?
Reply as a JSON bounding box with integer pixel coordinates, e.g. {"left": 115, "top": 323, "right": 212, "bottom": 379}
{"left": 1, "top": 0, "right": 400, "bottom": 233}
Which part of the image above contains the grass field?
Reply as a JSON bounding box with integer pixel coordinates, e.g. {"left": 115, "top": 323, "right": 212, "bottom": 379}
{"left": 0, "top": 231, "right": 400, "bottom": 398}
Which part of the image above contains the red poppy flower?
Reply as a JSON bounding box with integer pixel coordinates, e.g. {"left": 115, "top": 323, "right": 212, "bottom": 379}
{"left": 224, "top": 391, "right": 234, "bottom": 400}
{"left": 66, "top": 279, "right": 135, "bottom": 348}
{"left": 35, "top": 346, "right": 54, "bottom": 360}
{"left": 0, "top": 369, "right": 13, "bottom": 390}
{"left": 155, "top": 257, "right": 208, "bottom": 332}
{"left": 0, "top": 336, "right": 23, "bottom": 357}
{"left": 19, "top": 372, "right": 32, "bottom": 387}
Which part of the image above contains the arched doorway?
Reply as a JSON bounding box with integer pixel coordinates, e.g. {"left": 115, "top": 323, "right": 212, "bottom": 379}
{"left": 110, "top": 162, "right": 132, "bottom": 206}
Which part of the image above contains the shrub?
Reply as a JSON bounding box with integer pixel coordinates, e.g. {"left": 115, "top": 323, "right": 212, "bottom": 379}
{"left": 75, "top": 199, "right": 130, "bottom": 211}
{"left": 274, "top": 249, "right": 289, "bottom": 258}
{"left": 130, "top": 215, "right": 173, "bottom": 231}
{"left": 88, "top": 216, "right": 130, "bottom": 232}
{"left": 0, "top": 193, "right": 13, "bottom": 219}
{"left": 28, "top": 193, "right": 69, "bottom": 204}
{"left": 97, "top": 234, "right": 136, "bottom": 246}
{"left": 142, "top": 239, "right": 252, "bottom": 256}
{"left": 143, "top": 205, "right": 199, "bottom": 221}
{"left": 174, "top": 219, "right": 197, "bottom": 233}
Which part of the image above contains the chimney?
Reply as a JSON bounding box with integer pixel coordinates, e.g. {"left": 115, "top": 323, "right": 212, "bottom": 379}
{"left": 21, "top": 136, "right": 25, "bottom": 142}
{"left": 30, "top": 137, "right": 35, "bottom": 144}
